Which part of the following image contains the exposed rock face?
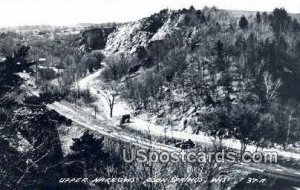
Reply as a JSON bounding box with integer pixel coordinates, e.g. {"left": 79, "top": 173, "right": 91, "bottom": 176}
{"left": 103, "top": 8, "right": 208, "bottom": 55}
{"left": 81, "top": 27, "right": 116, "bottom": 50}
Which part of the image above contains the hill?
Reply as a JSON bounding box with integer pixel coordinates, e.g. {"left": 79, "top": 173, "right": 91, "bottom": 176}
{"left": 79, "top": 6, "right": 300, "bottom": 150}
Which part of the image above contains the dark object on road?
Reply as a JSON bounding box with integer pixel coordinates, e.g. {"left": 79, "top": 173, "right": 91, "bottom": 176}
{"left": 175, "top": 139, "right": 195, "bottom": 149}
{"left": 120, "top": 114, "right": 130, "bottom": 125}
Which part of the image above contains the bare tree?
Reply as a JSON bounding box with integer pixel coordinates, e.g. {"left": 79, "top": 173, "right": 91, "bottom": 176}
{"left": 100, "top": 81, "right": 120, "bottom": 118}
{"left": 263, "top": 71, "right": 282, "bottom": 103}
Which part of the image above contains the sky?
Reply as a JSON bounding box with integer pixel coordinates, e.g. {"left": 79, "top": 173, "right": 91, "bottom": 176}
{"left": 0, "top": 0, "right": 299, "bottom": 26}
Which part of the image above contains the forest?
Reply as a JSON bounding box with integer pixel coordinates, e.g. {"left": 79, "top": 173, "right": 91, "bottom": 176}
{"left": 100, "top": 7, "right": 300, "bottom": 152}
{"left": 1, "top": 6, "right": 300, "bottom": 190}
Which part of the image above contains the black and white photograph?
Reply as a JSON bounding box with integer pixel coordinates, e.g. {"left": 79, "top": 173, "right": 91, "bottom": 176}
{"left": 1, "top": 0, "right": 300, "bottom": 189}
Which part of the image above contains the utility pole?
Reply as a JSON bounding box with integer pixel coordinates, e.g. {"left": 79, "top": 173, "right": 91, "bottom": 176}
{"left": 74, "top": 73, "right": 78, "bottom": 107}
{"left": 285, "top": 109, "right": 296, "bottom": 150}
{"left": 164, "top": 127, "right": 167, "bottom": 143}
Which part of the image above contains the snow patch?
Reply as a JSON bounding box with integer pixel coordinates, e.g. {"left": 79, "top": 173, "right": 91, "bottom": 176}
{"left": 57, "top": 124, "right": 87, "bottom": 156}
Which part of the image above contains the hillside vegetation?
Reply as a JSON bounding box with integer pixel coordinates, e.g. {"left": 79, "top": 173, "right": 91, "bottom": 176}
{"left": 98, "top": 7, "right": 300, "bottom": 151}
